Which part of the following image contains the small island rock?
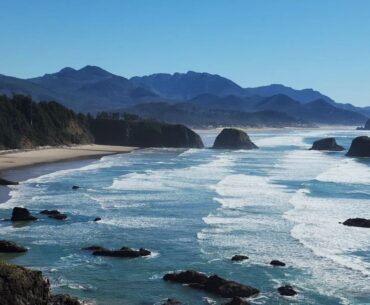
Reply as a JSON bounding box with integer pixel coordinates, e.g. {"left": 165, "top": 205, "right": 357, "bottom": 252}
{"left": 11, "top": 207, "right": 37, "bottom": 221}
{"left": 94, "top": 217, "right": 101, "bottom": 222}
{"left": 310, "top": 138, "right": 344, "bottom": 151}
{"left": 162, "top": 298, "right": 182, "bottom": 305}
{"left": 278, "top": 285, "right": 297, "bottom": 296}
{"left": 213, "top": 128, "right": 258, "bottom": 150}
{"left": 0, "top": 240, "right": 27, "bottom": 253}
{"left": 72, "top": 185, "right": 80, "bottom": 190}
{"left": 231, "top": 255, "right": 249, "bottom": 262}
{"left": 343, "top": 218, "right": 370, "bottom": 228}
{"left": 270, "top": 260, "right": 286, "bottom": 267}
{"left": 223, "top": 297, "right": 251, "bottom": 305}
{"left": 92, "top": 246, "right": 151, "bottom": 258}
{"left": 346, "top": 136, "right": 370, "bottom": 157}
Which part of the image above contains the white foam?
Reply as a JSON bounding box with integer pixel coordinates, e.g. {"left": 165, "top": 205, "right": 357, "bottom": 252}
{"left": 316, "top": 159, "right": 370, "bottom": 185}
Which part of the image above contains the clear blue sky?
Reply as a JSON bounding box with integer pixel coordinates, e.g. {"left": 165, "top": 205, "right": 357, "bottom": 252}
{"left": 1, "top": 0, "right": 370, "bottom": 106}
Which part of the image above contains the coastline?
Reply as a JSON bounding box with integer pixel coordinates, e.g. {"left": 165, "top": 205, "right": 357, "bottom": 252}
{"left": 0, "top": 144, "right": 138, "bottom": 204}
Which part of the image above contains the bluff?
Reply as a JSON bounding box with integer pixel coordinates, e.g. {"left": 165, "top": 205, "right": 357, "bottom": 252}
{"left": 89, "top": 118, "right": 204, "bottom": 148}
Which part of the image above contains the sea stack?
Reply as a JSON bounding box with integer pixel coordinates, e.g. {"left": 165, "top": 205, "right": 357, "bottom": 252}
{"left": 346, "top": 136, "right": 370, "bottom": 157}
{"left": 213, "top": 128, "right": 258, "bottom": 150}
{"left": 309, "top": 138, "right": 344, "bottom": 151}
{"left": 356, "top": 118, "right": 370, "bottom": 130}
{"left": 11, "top": 207, "right": 37, "bottom": 221}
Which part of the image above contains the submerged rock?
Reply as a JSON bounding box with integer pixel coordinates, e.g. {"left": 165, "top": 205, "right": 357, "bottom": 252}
{"left": 231, "top": 255, "right": 249, "bottom": 262}
{"left": 163, "top": 270, "right": 259, "bottom": 298}
{"left": 343, "top": 218, "right": 370, "bottom": 228}
{"left": 270, "top": 260, "right": 286, "bottom": 267}
{"left": 213, "top": 128, "right": 258, "bottom": 150}
{"left": 0, "top": 178, "right": 19, "bottom": 186}
{"left": 11, "top": 207, "right": 37, "bottom": 221}
{"left": 277, "top": 285, "right": 297, "bottom": 296}
{"left": 0, "top": 240, "right": 27, "bottom": 253}
{"left": 72, "top": 185, "right": 80, "bottom": 190}
{"left": 162, "top": 298, "right": 182, "bottom": 305}
{"left": 223, "top": 297, "right": 251, "bottom": 305}
{"left": 346, "top": 136, "right": 370, "bottom": 157}
{"left": 82, "top": 245, "right": 108, "bottom": 251}
{"left": 40, "top": 210, "right": 67, "bottom": 220}
{"left": 94, "top": 217, "right": 101, "bottom": 222}
{"left": 48, "top": 294, "right": 81, "bottom": 305}
{"left": 309, "top": 138, "right": 344, "bottom": 151}
{"left": 92, "top": 246, "right": 151, "bottom": 258}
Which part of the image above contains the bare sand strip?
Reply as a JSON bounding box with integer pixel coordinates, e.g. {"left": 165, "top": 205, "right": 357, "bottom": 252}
{"left": 0, "top": 144, "right": 138, "bottom": 172}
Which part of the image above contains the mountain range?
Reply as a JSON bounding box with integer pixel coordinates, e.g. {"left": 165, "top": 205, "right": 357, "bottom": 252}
{"left": 0, "top": 65, "right": 369, "bottom": 127}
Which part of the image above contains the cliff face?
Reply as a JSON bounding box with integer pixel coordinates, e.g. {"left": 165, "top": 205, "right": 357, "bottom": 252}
{"left": 0, "top": 95, "right": 93, "bottom": 149}
{"left": 90, "top": 119, "right": 204, "bottom": 148}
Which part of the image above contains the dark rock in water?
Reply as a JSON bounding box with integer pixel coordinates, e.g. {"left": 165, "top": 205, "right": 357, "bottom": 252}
{"left": 94, "top": 217, "right": 101, "bottom": 222}
{"left": 346, "top": 136, "right": 370, "bottom": 157}
{"left": 82, "top": 245, "right": 108, "bottom": 251}
{"left": 213, "top": 128, "right": 258, "bottom": 150}
{"left": 48, "top": 294, "right": 81, "bottom": 305}
{"left": 0, "top": 178, "right": 19, "bottom": 186}
{"left": 309, "top": 138, "right": 344, "bottom": 151}
{"left": 231, "top": 255, "right": 249, "bottom": 262}
{"left": 223, "top": 297, "right": 251, "bottom": 305}
{"left": 40, "top": 210, "right": 60, "bottom": 215}
{"left": 162, "top": 298, "right": 182, "bottom": 305}
{"left": 270, "top": 260, "right": 286, "bottom": 267}
{"left": 278, "top": 285, "right": 297, "bottom": 296}
{"left": 343, "top": 218, "right": 370, "bottom": 228}
{"left": 163, "top": 270, "right": 259, "bottom": 298}
{"left": 11, "top": 207, "right": 37, "bottom": 221}
{"left": 92, "top": 246, "right": 151, "bottom": 258}
{"left": 0, "top": 240, "right": 27, "bottom": 253}
{"left": 40, "top": 210, "right": 67, "bottom": 220}
{"left": 72, "top": 185, "right": 80, "bottom": 190}
{"left": 357, "top": 119, "right": 370, "bottom": 130}
{"left": 0, "top": 261, "right": 81, "bottom": 305}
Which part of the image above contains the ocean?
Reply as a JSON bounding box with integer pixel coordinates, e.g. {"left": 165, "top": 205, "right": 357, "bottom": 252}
{"left": 0, "top": 128, "right": 369, "bottom": 305}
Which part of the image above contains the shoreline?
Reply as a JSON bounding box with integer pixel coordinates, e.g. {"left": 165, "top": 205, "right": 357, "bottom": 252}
{"left": 0, "top": 144, "right": 138, "bottom": 205}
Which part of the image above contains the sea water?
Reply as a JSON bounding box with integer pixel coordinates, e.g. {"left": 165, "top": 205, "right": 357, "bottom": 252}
{"left": 0, "top": 128, "right": 370, "bottom": 305}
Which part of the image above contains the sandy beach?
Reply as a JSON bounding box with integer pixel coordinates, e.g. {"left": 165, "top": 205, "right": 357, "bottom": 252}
{"left": 0, "top": 144, "right": 137, "bottom": 173}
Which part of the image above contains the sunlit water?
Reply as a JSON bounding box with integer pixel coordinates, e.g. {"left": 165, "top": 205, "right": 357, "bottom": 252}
{"left": 1, "top": 128, "right": 370, "bottom": 305}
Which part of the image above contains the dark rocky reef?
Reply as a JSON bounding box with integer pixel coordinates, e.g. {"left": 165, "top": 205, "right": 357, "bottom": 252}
{"left": 356, "top": 118, "right": 370, "bottom": 130}
{"left": 309, "top": 138, "right": 344, "bottom": 151}
{"left": 84, "top": 245, "right": 151, "bottom": 258}
{"left": 346, "top": 136, "right": 370, "bottom": 157}
{"left": 0, "top": 240, "right": 27, "bottom": 253}
{"left": 231, "top": 255, "right": 249, "bottom": 262}
{"left": 277, "top": 285, "right": 297, "bottom": 296}
{"left": 40, "top": 210, "right": 67, "bottom": 220}
{"left": 0, "top": 261, "right": 81, "bottom": 305}
{"left": 270, "top": 260, "right": 286, "bottom": 267}
{"left": 213, "top": 128, "right": 258, "bottom": 150}
{"left": 0, "top": 178, "right": 19, "bottom": 186}
{"left": 343, "top": 218, "right": 370, "bottom": 228}
{"left": 90, "top": 118, "right": 204, "bottom": 148}
{"left": 223, "top": 297, "right": 251, "bottom": 305}
{"left": 11, "top": 207, "right": 37, "bottom": 221}
{"left": 163, "top": 270, "right": 259, "bottom": 298}
{"left": 162, "top": 298, "right": 182, "bottom": 305}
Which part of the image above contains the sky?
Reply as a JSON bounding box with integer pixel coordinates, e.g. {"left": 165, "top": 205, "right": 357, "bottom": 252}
{"left": 1, "top": 0, "right": 370, "bottom": 106}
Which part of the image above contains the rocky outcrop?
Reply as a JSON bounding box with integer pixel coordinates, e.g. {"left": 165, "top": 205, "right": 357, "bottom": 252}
{"left": 277, "top": 285, "right": 297, "bottom": 296}
{"left": 356, "top": 119, "right": 370, "bottom": 130}
{"left": 40, "top": 210, "right": 67, "bottom": 220}
{"left": 223, "top": 297, "right": 251, "bottom": 305}
{"left": 163, "top": 270, "right": 259, "bottom": 298}
{"left": 0, "top": 240, "right": 27, "bottom": 253}
{"left": 346, "top": 136, "right": 370, "bottom": 157}
{"left": 309, "top": 138, "right": 344, "bottom": 151}
{"left": 213, "top": 128, "right": 258, "bottom": 150}
{"left": 270, "top": 260, "right": 285, "bottom": 267}
{"left": 82, "top": 245, "right": 108, "bottom": 251}
{"left": 343, "top": 218, "right": 370, "bottom": 228}
{"left": 162, "top": 298, "right": 182, "bottom": 305}
{"left": 90, "top": 246, "right": 151, "bottom": 258}
{"left": 72, "top": 185, "right": 80, "bottom": 190}
{"left": 0, "top": 178, "right": 19, "bottom": 186}
{"left": 94, "top": 217, "right": 101, "bottom": 222}
{"left": 11, "top": 207, "right": 37, "bottom": 221}
{"left": 90, "top": 119, "right": 204, "bottom": 148}
{"left": 0, "top": 261, "right": 81, "bottom": 305}
{"left": 231, "top": 255, "right": 249, "bottom": 262}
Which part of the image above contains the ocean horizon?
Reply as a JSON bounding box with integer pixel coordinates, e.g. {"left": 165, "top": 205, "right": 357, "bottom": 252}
{"left": 1, "top": 128, "right": 369, "bottom": 305}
